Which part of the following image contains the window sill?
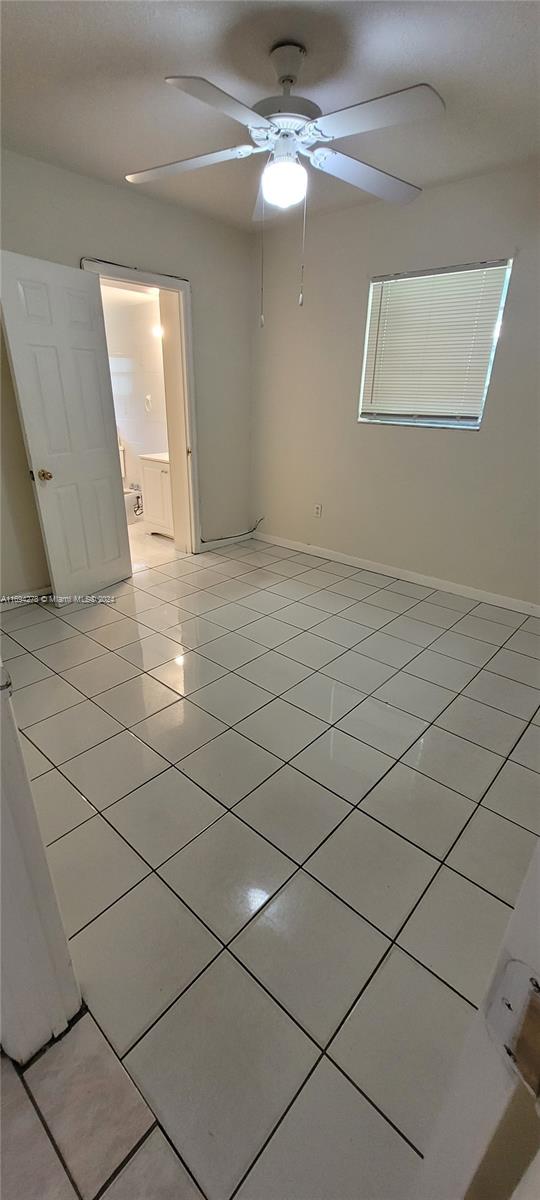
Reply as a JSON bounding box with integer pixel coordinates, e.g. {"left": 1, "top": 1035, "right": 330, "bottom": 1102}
{"left": 358, "top": 415, "right": 481, "bottom": 431}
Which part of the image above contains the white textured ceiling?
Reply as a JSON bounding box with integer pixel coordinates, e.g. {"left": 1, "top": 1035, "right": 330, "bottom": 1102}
{"left": 2, "top": 1, "right": 539, "bottom": 228}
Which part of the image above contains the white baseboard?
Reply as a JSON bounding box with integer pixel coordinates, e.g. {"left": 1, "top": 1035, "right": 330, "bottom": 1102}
{"left": 253, "top": 533, "right": 540, "bottom": 617}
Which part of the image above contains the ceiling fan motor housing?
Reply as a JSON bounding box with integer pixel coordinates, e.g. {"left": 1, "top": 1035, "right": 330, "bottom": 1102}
{"left": 252, "top": 95, "right": 322, "bottom": 127}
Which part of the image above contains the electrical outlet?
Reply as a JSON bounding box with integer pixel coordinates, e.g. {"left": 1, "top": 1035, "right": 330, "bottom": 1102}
{"left": 313, "top": 503, "right": 323, "bottom": 518}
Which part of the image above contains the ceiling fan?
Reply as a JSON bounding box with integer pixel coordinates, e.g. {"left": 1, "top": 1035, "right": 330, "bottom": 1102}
{"left": 126, "top": 43, "right": 445, "bottom": 212}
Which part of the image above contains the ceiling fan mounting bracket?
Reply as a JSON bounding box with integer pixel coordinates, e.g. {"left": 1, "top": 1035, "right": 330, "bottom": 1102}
{"left": 249, "top": 44, "right": 322, "bottom": 148}
{"left": 269, "top": 43, "right": 306, "bottom": 90}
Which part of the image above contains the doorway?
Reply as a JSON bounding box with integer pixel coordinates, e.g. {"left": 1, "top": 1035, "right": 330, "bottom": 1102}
{"left": 83, "top": 260, "right": 200, "bottom": 568}
{"left": 2, "top": 250, "right": 201, "bottom": 602}
{"left": 100, "top": 278, "right": 173, "bottom": 568}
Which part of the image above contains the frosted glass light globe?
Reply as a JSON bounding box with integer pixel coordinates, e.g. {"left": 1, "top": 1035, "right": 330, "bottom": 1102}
{"left": 261, "top": 159, "right": 308, "bottom": 209}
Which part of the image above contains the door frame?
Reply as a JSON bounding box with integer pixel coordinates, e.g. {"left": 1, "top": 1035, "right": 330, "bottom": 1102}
{"left": 82, "top": 259, "right": 201, "bottom": 554}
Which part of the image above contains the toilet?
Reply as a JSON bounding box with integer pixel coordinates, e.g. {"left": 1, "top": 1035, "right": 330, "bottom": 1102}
{"left": 118, "top": 437, "right": 142, "bottom": 524}
{"left": 123, "top": 488, "right": 140, "bottom": 524}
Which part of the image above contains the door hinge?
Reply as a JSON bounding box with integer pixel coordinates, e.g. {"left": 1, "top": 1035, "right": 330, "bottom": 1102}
{"left": 486, "top": 959, "right": 540, "bottom": 1103}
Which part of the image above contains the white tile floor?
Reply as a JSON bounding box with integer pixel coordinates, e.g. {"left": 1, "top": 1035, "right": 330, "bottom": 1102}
{"left": 2, "top": 533, "right": 539, "bottom": 1199}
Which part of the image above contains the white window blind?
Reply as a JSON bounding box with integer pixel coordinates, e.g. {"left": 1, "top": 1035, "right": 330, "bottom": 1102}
{"left": 359, "top": 260, "right": 512, "bottom": 428}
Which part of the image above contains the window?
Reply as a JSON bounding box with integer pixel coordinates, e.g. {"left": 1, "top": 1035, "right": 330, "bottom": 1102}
{"left": 358, "top": 259, "right": 512, "bottom": 429}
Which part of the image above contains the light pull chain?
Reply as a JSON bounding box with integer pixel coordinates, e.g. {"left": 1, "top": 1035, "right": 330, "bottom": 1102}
{"left": 259, "top": 193, "right": 265, "bottom": 328}
{"left": 298, "top": 188, "right": 307, "bottom": 307}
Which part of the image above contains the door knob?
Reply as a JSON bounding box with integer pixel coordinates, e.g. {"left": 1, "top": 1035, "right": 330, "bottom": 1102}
{"left": 37, "top": 469, "right": 53, "bottom": 481}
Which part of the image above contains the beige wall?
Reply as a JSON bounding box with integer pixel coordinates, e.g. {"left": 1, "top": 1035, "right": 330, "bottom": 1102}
{"left": 2, "top": 151, "right": 539, "bottom": 604}
{"left": 252, "top": 162, "right": 540, "bottom": 604}
{"left": 1, "top": 149, "right": 253, "bottom": 594}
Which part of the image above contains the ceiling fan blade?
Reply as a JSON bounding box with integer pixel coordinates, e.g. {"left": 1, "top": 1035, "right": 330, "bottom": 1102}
{"left": 310, "top": 147, "right": 421, "bottom": 204}
{"left": 126, "top": 144, "right": 259, "bottom": 184}
{"left": 166, "top": 76, "right": 275, "bottom": 130}
{"left": 308, "top": 84, "right": 445, "bottom": 142}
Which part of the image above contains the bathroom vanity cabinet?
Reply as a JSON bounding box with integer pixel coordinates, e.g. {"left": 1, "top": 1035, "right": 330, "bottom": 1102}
{"left": 139, "top": 452, "right": 174, "bottom": 538}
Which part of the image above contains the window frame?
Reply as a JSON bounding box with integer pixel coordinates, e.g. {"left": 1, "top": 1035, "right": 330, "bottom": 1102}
{"left": 357, "top": 258, "right": 513, "bottom": 431}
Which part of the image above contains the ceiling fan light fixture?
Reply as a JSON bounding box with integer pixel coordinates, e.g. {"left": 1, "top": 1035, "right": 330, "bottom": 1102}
{"left": 261, "top": 156, "right": 307, "bottom": 209}
{"left": 127, "top": 58, "right": 444, "bottom": 210}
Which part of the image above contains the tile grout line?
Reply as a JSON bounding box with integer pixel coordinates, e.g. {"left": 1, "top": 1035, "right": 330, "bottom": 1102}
{"left": 16, "top": 598, "right": 537, "bottom": 901}
{"left": 7, "top": 559, "right": 531, "bottom": 661}
{"left": 23, "top": 590, "right": 517, "bottom": 759}
{"left": 19, "top": 610, "right": 537, "bottom": 911}
{"left": 17, "top": 1067, "right": 86, "bottom": 1200}
{"left": 22, "top": 816, "right": 478, "bottom": 1198}
{"left": 65, "top": 710, "right": 497, "bottom": 1057}
{"left": 60, "top": 737, "right": 521, "bottom": 1045}
{"left": 91, "top": 1123, "right": 158, "bottom": 1200}
{"left": 10, "top": 583, "right": 532, "bottom": 734}
{"left": 6, "top": 548, "right": 538, "bottom": 1197}
{"left": 66, "top": 769, "right": 489, "bottom": 1017}
{"left": 4, "top": 563, "right": 536, "bottom": 636}
{"left": 15, "top": 1004, "right": 89, "bottom": 1074}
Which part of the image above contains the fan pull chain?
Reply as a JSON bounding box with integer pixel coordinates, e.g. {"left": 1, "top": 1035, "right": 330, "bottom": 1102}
{"left": 259, "top": 194, "right": 265, "bottom": 328}
{"left": 298, "top": 188, "right": 307, "bottom": 307}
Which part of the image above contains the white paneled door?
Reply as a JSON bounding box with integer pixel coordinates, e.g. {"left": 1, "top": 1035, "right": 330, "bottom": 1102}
{"left": 2, "top": 251, "right": 131, "bottom": 598}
